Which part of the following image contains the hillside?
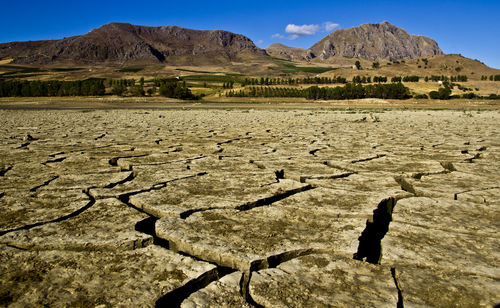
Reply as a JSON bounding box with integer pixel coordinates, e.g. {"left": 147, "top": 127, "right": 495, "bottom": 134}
{"left": 265, "top": 43, "right": 312, "bottom": 61}
{"left": 0, "top": 23, "right": 267, "bottom": 65}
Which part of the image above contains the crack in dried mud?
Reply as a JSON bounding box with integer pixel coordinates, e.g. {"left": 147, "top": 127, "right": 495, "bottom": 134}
{"left": 236, "top": 185, "right": 315, "bottom": 211}
{"left": 155, "top": 267, "right": 220, "bottom": 308}
{"left": 0, "top": 166, "right": 12, "bottom": 176}
{"left": 391, "top": 267, "right": 404, "bottom": 308}
{"left": 351, "top": 154, "right": 386, "bottom": 164}
{"left": 104, "top": 172, "right": 136, "bottom": 189}
{"left": 108, "top": 154, "right": 149, "bottom": 166}
{"left": 42, "top": 157, "right": 66, "bottom": 165}
{"left": 394, "top": 177, "right": 416, "bottom": 195}
{"left": 300, "top": 172, "right": 355, "bottom": 183}
{"left": 29, "top": 176, "right": 59, "bottom": 192}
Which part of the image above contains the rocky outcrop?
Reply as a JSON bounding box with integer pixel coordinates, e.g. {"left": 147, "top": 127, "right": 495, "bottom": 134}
{"left": 309, "top": 21, "right": 443, "bottom": 61}
{"left": 2, "top": 22, "right": 266, "bottom": 65}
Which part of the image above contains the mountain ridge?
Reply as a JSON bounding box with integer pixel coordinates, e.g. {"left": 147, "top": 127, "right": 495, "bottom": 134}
{"left": 0, "top": 22, "right": 267, "bottom": 65}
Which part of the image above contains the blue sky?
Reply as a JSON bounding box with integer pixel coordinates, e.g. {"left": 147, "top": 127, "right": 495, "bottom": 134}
{"left": 1, "top": 0, "right": 499, "bottom": 68}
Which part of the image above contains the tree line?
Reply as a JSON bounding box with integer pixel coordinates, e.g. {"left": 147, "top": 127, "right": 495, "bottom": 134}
{"left": 0, "top": 79, "right": 105, "bottom": 97}
{"left": 226, "top": 83, "right": 410, "bottom": 100}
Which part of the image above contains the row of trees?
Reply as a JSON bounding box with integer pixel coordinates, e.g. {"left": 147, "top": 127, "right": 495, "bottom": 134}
{"left": 109, "top": 79, "right": 136, "bottom": 87}
{"left": 352, "top": 76, "right": 389, "bottom": 83}
{"left": 226, "top": 83, "right": 410, "bottom": 100}
{"left": 241, "top": 76, "right": 347, "bottom": 86}
{"left": 0, "top": 79, "right": 105, "bottom": 97}
{"left": 425, "top": 75, "right": 467, "bottom": 82}
{"left": 481, "top": 75, "right": 500, "bottom": 81}
{"left": 222, "top": 82, "right": 234, "bottom": 89}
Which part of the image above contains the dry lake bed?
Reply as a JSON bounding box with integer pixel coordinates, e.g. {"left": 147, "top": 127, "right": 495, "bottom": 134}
{"left": 0, "top": 106, "right": 499, "bottom": 307}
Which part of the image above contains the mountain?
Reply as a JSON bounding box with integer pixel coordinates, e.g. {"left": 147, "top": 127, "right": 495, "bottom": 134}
{"left": 265, "top": 43, "right": 313, "bottom": 61}
{"left": 309, "top": 21, "right": 443, "bottom": 61}
{"left": 0, "top": 23, "right": 267, "bottom": 65}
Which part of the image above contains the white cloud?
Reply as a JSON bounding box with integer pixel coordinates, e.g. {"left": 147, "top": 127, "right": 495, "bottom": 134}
{"left": 272, "top": 22, "right": 340, "bottom": 41}
{"left": 323, "top": 21, "right": 339, "bottom": 32}
{"left": 285, "top": 24, "right": 320, "bottom": 36}
{"left": 256, "top": 40, "right": 264, "bottom": 44}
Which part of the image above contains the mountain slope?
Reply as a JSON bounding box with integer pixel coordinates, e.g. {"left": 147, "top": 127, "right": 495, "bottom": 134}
{"left": 265, "top": 43, "right": 313, "bottom": 61}
{"left": 309, "top": 21, "right": 443, "bottom": 61}
{"left": 0, "top": 23, "right": 267, "bottom": 65}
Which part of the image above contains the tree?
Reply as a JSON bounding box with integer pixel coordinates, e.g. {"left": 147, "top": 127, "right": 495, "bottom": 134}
{"left": 111, "top": 84, "right": 127, "bottom": 96}
{"left": 355, "top": 61, "right": 362, "bottom": 70}
{"left": 429, "top": 86, "right": 451, "bottom": 100}
{"left": 372, "top": 61, "right": 380, "bottom": 69}
{"left": 130, "top": 85, "right": 145, "bottom": 96}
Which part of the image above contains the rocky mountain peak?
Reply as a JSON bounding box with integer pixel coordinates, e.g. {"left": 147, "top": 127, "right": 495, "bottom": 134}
{"left": 309, "top": 21, "right": 443, "bottom": 61}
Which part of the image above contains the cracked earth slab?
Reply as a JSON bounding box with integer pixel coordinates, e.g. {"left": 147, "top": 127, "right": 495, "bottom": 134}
{"left": 0, "top": 109, "right": 499, "bottom": 306}
{"left": 455, "top": 187, "right": 500, "bottom": 204}
{"left": 0, "top": 189, "right": 89, "bottom": 231}
{"left": 155, "top": 186, "right": 406, "bottom": 272}
{"left": 0, "top": 245, "right": 216, "bottom": 307}
{"left": 393, "top": 197, "right": 500, "bottom": 237}
{"left": 89, "top": 165, "right": 201, "bottom": 199}
{"left": 249, "top": 253, "right": 398, "bottom": 307}
{"left": 156, "top": 205, "right": 362, "bottom": 272}
{"left": 0, "top": 198, "right": 152, "bottom": 251}
{"left": 382, "top": 221, "right": 499, "bottom": 278}
{"left": 402, "top": 171, "right": 499, "bottom": 199}
{"left": 304, "top": 171, "right": 411, "bottom": 197}
{"left": 130, "top": 178, "right": 307, "bottom": 218}
{"left": 393, "top": 265, "right": 500, "bottom": 308}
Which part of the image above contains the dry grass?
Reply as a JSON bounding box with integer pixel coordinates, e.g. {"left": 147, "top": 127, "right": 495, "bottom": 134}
{"left": 0, "top": 59, "right": 13, "bottom": 65}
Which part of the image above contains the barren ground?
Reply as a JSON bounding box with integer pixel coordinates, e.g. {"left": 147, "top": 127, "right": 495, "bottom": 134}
{"left": 0, "top": 102, "right": 499, "bottom": 307}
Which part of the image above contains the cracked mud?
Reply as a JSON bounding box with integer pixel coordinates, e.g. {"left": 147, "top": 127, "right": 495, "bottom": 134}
{"left": 0, "top": 108, "right": 499, "bottom": 307}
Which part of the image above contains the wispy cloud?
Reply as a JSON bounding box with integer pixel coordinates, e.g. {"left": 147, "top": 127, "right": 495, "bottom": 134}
{"left": 256, "top": 39, "right": 264, "bottom": 44}
{"left": 323, "top": 21, "right": 339, "bottom": 32}
{"left": 285, "top": 24, "right": 320, "bottom": 36}
{"left": 272, "top": 33, "right": 285, "bottom": 39}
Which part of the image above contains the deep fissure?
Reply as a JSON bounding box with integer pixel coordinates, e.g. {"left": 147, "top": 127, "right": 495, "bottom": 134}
{"left": 154, "top": 267, "right": 220, "bottom": 308}
{"left": 353, "top": 197, "right": 396, "bottom": 264}
{"left": 240, "top": 271, "right": 264, "bottom": 308}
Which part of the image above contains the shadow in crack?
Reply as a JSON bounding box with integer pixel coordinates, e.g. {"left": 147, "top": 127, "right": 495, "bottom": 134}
{"left": 134, "top": 216, "right": 170, "bottom": 248}
{"left": 353, "top": 197, "right": 395, "bottom": 264}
